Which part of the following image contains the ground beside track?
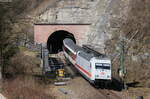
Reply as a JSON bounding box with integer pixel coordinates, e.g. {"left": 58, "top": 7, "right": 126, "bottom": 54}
{"left": 49, "top": 53, "right": 130, "bottom": 99}
{"left": 50, "top": 76, "right": 130, "bottom": 99}
{"left": 1, "top": 49, "right": 150, "bottom": 99}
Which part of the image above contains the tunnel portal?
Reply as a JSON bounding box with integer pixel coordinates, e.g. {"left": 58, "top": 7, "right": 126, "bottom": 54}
{"left": 47, "top": 30, "right": 76, "bottom": 54}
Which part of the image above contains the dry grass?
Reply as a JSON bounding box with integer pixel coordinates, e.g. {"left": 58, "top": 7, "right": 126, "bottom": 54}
{"left": 122, "top": 0, "right": 150, "bottom": 87}
{"left": 5, "top": 49, "right": 40, "bottom": 76}
{"left": 2, "top": 49, "right": 55, "bottom": 99}
{"left": 2, "top": 75, "right": 55, "bottom": 99}
{"left": 128, "top": 87, "right": 150, "bottom": 99}
{"left": 105, "top": 0, "right": 150, "bottom": 87}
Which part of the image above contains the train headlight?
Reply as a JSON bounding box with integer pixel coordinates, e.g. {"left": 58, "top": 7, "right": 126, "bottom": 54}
{"left": 95, "top": 75, "right": 99, "bottom": 77}
{"left": 107, "top": 75, "right": 110, "bottom": 78}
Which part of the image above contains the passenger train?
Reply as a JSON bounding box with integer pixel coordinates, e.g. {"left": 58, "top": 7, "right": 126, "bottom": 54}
{"left": 63, "top": 38, "right": 112, "bottom": 86}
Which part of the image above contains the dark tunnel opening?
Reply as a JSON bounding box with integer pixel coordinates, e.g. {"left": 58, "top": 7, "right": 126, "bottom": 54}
{"left": 47, "top": 30, "right": 76, "bottom": 54}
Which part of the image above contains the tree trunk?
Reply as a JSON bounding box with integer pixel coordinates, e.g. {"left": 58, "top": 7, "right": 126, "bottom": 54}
{"left": 0, "top": 48, "right": 3, "bottom": 80}
{"left": 0, "top": 67, "right": 2, "bottom": 80}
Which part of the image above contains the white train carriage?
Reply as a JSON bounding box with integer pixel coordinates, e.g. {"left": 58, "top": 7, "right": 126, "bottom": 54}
{"left": 63, "top": 38, "right": 83, "bottom": 64}
{"left": 63, "top": 38, "right": 112, "bottom": 85}
{"left": 76, "top": 51, "right": 111, "bottom": 83}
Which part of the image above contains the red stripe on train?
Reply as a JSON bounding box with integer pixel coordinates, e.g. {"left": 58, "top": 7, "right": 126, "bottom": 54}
{"left": 64, "top": 46, "right": 91, "bottom": 77}
{"left": 72, "top": 54, "right": 76, "bottom": 60}
{"left": 75, "top": 64, "right": 91, "bottom": 77}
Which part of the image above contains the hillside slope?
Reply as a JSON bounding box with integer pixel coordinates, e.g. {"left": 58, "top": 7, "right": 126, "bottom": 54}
{"left": 0, "top": 0, "right": 150, "bottom": 87}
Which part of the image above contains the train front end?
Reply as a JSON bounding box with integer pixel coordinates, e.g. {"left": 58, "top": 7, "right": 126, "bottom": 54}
{"left": 90, "top": 57, "right": 111, "bottom": 82}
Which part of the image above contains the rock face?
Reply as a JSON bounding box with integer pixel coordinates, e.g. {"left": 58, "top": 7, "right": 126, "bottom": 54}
{"left": 35, "top": 0, "right": 130, "bottom": 53}
{"left": 36, "top": 0, "right": 96, "bottom": 24}
{"left": 33, "top": 0, "right": 150, "bottom": 87}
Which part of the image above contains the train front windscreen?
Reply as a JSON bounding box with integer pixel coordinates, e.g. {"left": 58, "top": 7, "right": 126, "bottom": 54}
{"left": 95, "top": 63, "right": 111, "bottom": 80}
{"left": 95, "top": 63, "right": 111, "bottom": 69}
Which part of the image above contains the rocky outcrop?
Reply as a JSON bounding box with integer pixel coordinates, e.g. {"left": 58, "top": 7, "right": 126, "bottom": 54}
{"left": 35, "top": 0, "right": 130, "bottom": 52}
{"left": 88, "top": 0, "right": 130, "bottom": 47}
{"left": 36, "top": 0, "right": 96, "bottom": 24}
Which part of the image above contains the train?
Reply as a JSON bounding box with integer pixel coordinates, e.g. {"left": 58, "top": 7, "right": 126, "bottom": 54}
{"left": 63, "top": 38, "right": 112, "bottom": 86}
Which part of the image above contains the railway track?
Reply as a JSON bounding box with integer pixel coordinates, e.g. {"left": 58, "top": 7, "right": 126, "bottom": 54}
{"left": 83, "top": 45, "right": 125, "bottom": 99}
{"left": 98, "top": 89, "right": 122, "bottom": 99}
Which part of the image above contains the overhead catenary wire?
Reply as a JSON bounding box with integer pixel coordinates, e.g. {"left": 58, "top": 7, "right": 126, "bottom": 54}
{"left": 112, "top": 30, "right": 139, "bottom": 63}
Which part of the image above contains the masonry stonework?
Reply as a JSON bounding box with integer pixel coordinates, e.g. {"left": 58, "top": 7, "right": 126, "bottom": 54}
{"left": 35, "top": 0, "right": 130, "bottom": 53}
{"left": 34, "top": 24, "right": 90, "bottom": 46}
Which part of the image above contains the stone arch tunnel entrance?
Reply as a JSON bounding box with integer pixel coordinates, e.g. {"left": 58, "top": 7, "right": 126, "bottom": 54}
{"left": 47, "top": 30, "right": 76, "bottom": 54}
{"left": 34, "top": 24, "right": 90, "bottom": 53}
